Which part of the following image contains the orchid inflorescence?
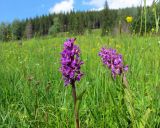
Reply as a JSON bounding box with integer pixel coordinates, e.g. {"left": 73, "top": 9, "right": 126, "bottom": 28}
{"left": 60, "top": 38, "right": 129, "bottom": 128}
{"left": 60, "top": 38, "right": 84, "bottom": 86}
{"left": 99, "top": 48, "right": 128, "bottom": 79}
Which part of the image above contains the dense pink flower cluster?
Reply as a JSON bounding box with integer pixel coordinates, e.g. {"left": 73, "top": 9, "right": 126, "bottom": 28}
{"left": 60, "top": 38, "right": 84, "bottom": 86}
{"left": 99, "top": 48, "right": 128, "bottom": 78}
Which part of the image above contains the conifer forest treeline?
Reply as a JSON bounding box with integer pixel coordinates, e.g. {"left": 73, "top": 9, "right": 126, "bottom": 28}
{"left": 0, "top": 1, "right": 160, "bottom": 42}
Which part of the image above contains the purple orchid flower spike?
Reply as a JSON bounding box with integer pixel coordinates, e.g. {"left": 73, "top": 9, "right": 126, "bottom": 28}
{"left": 60, "top": 38, "right": 84, "bottom": 128}
{"left": 60, "top": 38, "right": 84, "bottom": 86}
{"left": 99, "top": 47, "right": 128, "bottom": 79}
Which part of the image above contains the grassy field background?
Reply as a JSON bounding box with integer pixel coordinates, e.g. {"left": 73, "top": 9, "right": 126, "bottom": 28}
{"left": 0, "top": 31, "right": 160, "bottom": 127}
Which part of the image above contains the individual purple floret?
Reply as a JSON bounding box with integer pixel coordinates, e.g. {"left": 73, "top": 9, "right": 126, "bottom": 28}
{"left": 60, "top": 38, "right": 84, "bottom": 86}
{"left": 99, "top": 48, "right": 128, "bottom": 79}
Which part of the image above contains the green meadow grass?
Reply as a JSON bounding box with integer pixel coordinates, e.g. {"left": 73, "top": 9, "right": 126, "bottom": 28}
{"left": 0, "top": 32, "right": 160, "bottom": 128}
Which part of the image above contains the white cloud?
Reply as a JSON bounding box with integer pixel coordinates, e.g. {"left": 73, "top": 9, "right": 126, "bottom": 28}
{"left": 109, "top": 0, "right": 153, "bottom": 9}
{"left": 49, "top": 0, "right": 74, "bottom": 14}
{"left": 83, "top": 0, "right": 153, "bottom": 10}
{"left": 82, "top": 0, "right": 106, "bottom": 8}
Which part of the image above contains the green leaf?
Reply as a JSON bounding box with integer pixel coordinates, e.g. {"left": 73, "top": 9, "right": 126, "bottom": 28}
{"left": 139, "top": 108, "right": 151, "bottom": 128}
{"left": 76, "top": 89, "right": 86, "bottom": 111}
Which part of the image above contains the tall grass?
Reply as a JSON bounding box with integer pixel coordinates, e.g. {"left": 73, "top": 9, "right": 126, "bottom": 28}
{"left": 152, "top": 0, "right": 160, "bottom": 34}
{"left": 0, "top": 32, "right": 160, "bottom": 127}
{"left": 144, "top": 0, "right": 147, "bottom": 35}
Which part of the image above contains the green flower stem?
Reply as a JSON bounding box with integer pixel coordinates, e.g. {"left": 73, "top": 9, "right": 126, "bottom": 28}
{"left": 153, "top": 0, "right": 159, "bottom": 33}
{"left": 71, "top": 82, "right": 80, "bottom": 128}
{"left": 144, "top": 0, "right": 147, "bottom": 35}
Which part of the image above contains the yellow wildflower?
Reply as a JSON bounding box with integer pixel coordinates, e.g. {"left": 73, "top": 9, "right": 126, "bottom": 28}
{"left": 126, "top": 16, "right": 133, "bottom": 23}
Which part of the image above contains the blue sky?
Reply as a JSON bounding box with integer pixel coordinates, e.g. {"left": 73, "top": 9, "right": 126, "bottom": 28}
{"left": 0, "top": 0, "right": 153, "bottom": 23}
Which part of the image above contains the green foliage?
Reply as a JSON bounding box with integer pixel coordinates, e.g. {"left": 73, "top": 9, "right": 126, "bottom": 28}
{"left": 152, "top": 0, "right": 160, "bottom": 33}
{"left": 101, "top": 9, "right": 117, "bottom": 36}
{"left": 0, "top": 23, "right": 12, "bottom": 42}
{"left": 132, "top": 1, "right": 160, "bottom": 35}
{"left": 104, "top": 0, "right": 109, "bottom": 10}
{"left": 68, "top": 12, "right": 85, "bottom": 35}
{"left": 25, "top": 21, "right": 33, "bottom": 39}
{"left": 0, "top": 31, "right": 159, "bottom": 127}
{"left": 11, "top": 19, "right": 23, "bottom": 40}
{"left": 48, "top": 17, "right": 60, "bottom": 36}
